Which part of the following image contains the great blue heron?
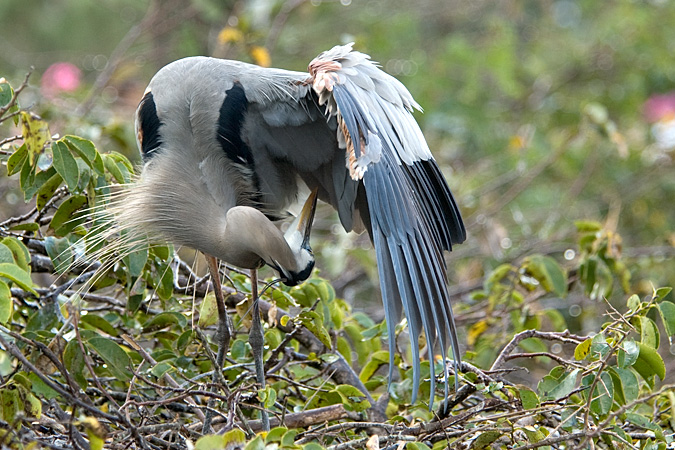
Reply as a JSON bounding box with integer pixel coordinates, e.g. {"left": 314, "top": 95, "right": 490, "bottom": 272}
{"left": 126, "top": 43, "right": 465, "bottom": 421}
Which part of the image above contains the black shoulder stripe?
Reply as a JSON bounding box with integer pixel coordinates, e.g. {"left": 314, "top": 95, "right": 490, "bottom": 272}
{"left": 137, "top": 91, "right": 162, "bottom": 161}
{"left": 217, "top": 82, "right": 255, "bottom": 167}
{"left": 217, "top": 82, "right": 269, "bottom": 212}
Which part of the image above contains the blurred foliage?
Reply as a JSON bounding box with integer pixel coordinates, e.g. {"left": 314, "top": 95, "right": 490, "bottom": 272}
{"left": 0, "top": 0, "right": 674, "bottom": 448}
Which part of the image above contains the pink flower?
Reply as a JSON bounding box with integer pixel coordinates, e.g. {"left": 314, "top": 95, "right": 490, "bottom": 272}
{"left": 643, "top": 92, "right": 675, "bottom": 123}
{"left": 41, "top": 62, "right": 82, "bottom": 98}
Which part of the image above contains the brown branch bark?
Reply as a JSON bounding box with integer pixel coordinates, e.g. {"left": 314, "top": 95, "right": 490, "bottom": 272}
{"left": 243, "top": 404, "right": 359, "bottom": 432}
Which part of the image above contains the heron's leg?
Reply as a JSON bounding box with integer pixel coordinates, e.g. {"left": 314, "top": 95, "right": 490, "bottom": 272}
{"left": 206, "top": 255, "right": 232, "bottom": 365}
{"left": 202, "top": 254, "right": 232, "bottom": 433}
{"left": 249, "top": 268, "right": 270, "bottom": 431}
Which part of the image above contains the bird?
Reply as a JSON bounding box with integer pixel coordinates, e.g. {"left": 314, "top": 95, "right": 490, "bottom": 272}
{"left": 122, "top": 43, "right": 466, "bottom": 417}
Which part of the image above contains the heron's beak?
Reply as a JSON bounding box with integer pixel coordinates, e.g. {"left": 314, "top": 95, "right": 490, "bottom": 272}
{"left": 297, "top": 188, "right": 318, "bottom": 248}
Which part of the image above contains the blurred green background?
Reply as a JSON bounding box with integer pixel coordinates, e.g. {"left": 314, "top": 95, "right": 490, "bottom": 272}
{"left": 1, "top": 0, "right": 673, "bottom": 337}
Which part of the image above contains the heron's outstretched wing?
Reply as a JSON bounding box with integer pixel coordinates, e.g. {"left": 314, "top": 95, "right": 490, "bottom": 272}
{"left": 238, "top": 45, "right": 465, "bottom": 407}
{"left": 307, "top": 44, "right": 466, "bottom": 406}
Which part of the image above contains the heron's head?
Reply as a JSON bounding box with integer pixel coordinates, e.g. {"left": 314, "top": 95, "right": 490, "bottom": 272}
{"left": 274, "top": 189, "right": 318, "bottom": 286}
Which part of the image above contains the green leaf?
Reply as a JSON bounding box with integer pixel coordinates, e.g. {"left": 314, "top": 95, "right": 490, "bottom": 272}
{"left": 106, "top": 151, "right": 134, "bottom": 172}
{"left": 298, "top": 310, "right": 331, "bottom": 348}
{"left": 194, "top": 435, "right": 226, "bottom": 450}
{"left": 0, "top": 238, "right": 29, "bottom": 273}
{"left": 80, "top": 314, "right": 118, "bottom": 337}
{"left": 198, "top": 292, "right": 218, "bottom": 328}
{"left": 0, "top": 263, "right": 36, "bottom": 296}
{"left": 22, "top": 388, "right": 41, "bottom": 419}
{"left": 259, "top": 386, "right": 277, "bottom": 409}
{"left": 538, "top": 368, "right": 579, "bottom": 401}
{"left": 35, "top": 172, "right": 63, "bottom": 211}
{"left": 523, "top": 254, "right": 567, "bottom": 297}
{"left": 49, "top": 194, "right": 88, "bottom": 236}
{"left": 86, "top": 337, "right": 132, "bottom": 381}
{"left": 472, "top": 431, "right": 502, "bottom": 449}
{"left": 244, "top": 435, "right": 265, "bottom": 450}
{"left": 82, "top": 418, "right": 105, "bottom": 450}
{"left": 575, "top": 220, "right": 602, "bottom": 232}
{"left": 640, "top": 316, "right": 659, "bottom": 349}
{"left": 590, "top": 333, "right": 610, "bottom": 359}
{"left": 627, "top": 294, "right": 640, "bottom": 311}
{"left": 27, "top": 372, "right": 59, "bottom": 400}
{"left": 485, "top": 263, "right": 515, "bottom": 290}
{"left": 222, "top": 429, "right": 246, "bottom": 447}
{"left": 8, "top": 222, "right": 39, "bottom": 232}
{"left": 590, "top": 257, "right": 613, "bottom": 300}
{"left": 150, "top": 362, "right": 172, "bottom": 379}
{"left": 0, "top": 385, "right": 21, "bottom": 424}
{"left": 44, "top": 236, "right": 74, "bottom": 274}
{"left": 657, "top": 300, "right": 675, "bottom": 338}
{"left": 175, "top": 330, "right": 193, "bottom": 353}
{"left": 265, "top": 427, "right": 288, "bottom": 443}
{"left": 307, "top": 278, "right": 336, "bottom": 303}
{"left": 25, "top": 300, "right": 59, "bottom": 332}
{"left": 609, "top": 367, "right": 639, "bottom": 405}
{"left": 344, "top": 323, "right": 371, "bottom": 365}
{"left": 609, "top": 426, "right": 633, "bottom": 447}
{"left": 19, "top": 152, "right": 36, "bottom": 197}
{"left": 407, "top": 443, "right": 432, "bottom": 450}
{"left": 337, "top": 336, "right": 353, "bottom": 366}
{"left": 20, "top": 111, "right": 49, "bottom": 164}
{"left": 0, "top": 80, "right": 13, "bottom": 107}
{"left": 51, "top": 141, "right": 79, "bottom": 191}
{"left": 574, "top": 338, "right": 591, "bottom": 360}
{"left": 123, "top": 244, "right": 148, "bottom": 278}
{"left": 150, "top": 245, "right": 171, "bottom": 261}
{"left": 281, "top": 430, "right": 298, "bottom": 447}
{"left": 152, "top": 261, "right": 174, "bottom": 301}
{"left": 617, "top": 339, "right": 639, "bottom": 369}
{"left": 63, "top": 135, "right": 97, "bottom": 164}
{"left": 560, "top": 408, "right": 578, "bottom": 431}
{"left": 359, "top": 351, "right": 390, "bottom": 383}
{"left": 7, "top": 144, "right": 28, "bottom": 176}
{"left": 302, "top": 443, "right": 324, "bottom": 450}
{"left": 520, "top": 426, "right": 546, "bottom": 445}
{"left": 0, "top": 245, "right": 13, "bottom": 265}
{"left": 582, "top": 372, "right": 613, "bottom": 416}
{"left": 626, "top": 412, "right": 664, "bottom": 433}
{"left": 633, "top": 342, "right": 665, "bottom": 381}
{"left": 103, "top": 154, "right": 126, "bottom": 184}
{"left": 544, "top": 308, "right": 567, "bottom": 331}
{"left": 518, "top": 386, "right": 540, "bottom": 410}
{"left": 23, "top": 166, "right": 57, "bottom": 202}
{"left": 0, "top": 281, "right": 11, "bottom": 324}
{"left": 334, "top": 384, "right": 371, "bottom": 412}
{"left": 63, "top": 340, "right": 87, "bottom": 389}
{"left": 653, "top": 287, "right": 672, "bottom": 302}
{"left": 142, "top": 312, "right": 187, "bottom": 332}
{"left": 293, "top": 282, "right": 317, "bottom": 307}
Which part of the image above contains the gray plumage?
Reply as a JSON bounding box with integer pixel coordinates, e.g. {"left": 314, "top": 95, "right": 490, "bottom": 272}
{"left": 131, "top": 43, "right": 466, "bottom": 406}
